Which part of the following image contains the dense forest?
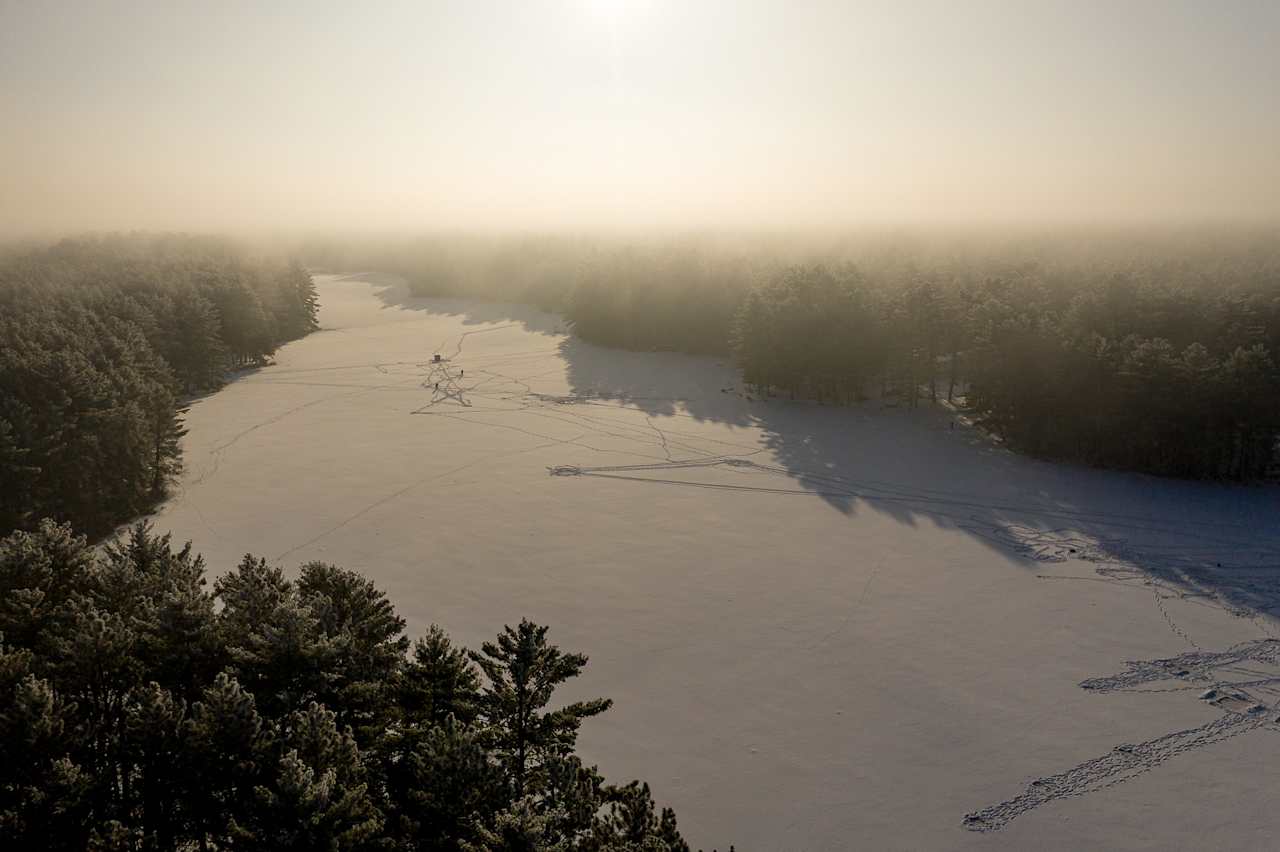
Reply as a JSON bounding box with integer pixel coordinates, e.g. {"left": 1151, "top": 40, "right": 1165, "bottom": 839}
{"left": 303, "top": 234, "right": 748, "bottom": 354}
{"left": 0, "top": 520, "right": 701, "bottom": 851}
{"left": 0, "top": 236, "right": 318, "bottom": 537}
{"left": 308, "top": 230, "right": 1280, "bottom": 480}
{"left": 732, "top": 262, "right": 1280, "bottom": 480}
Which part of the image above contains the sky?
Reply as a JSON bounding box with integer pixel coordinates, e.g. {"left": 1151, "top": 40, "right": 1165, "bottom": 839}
{"left": 1, "top": 0, "right": 1278, "bottom": 235}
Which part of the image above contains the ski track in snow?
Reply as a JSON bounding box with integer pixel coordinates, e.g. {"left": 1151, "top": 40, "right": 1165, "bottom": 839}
{"left": 550, "top": 456, "right": 1280, "bottom": 833}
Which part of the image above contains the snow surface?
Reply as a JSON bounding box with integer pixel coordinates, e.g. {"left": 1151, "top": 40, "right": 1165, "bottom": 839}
{"left": 152, "top": 272, "right": 1280, "bottom": 850}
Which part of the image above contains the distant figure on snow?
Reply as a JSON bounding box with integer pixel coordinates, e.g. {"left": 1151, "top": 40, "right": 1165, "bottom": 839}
{"left": 434, "top": 382, "right": 439, "bottom": 391}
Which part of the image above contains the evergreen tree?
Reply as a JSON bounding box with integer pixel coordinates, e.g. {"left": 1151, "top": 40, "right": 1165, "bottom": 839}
{"left": 0, "top": 235, "right": 320, "bottom": 536}
{"left": 399, "top": 624, "right": 481, "bottom": 728}
{"left": 386, "top": 715, "right": 504, "bottom": 850}
{"left": 297, "top": 561, "right": 408, "bottom": 745}
{"left": 209, "top": 279, "right": 276, "bottom": 367}
{"left": 185, "top": 672, "right": 271, "bottom": 847}
{"left": 0, "top": 524, "right": 701, "bottom": 851}
{"left": 0, "top": 673, "right": 91, "bottom": 849}
{"left": 96, "top": 522, "right": 221, "bottom": 697}
{"left": 163, "top": 286, "right": 228, "bottom": 392}
{"left": 469, "top": 620, "right": 612, "bottom": 797}
{"left": 0, "top": 519, "right": 95, "bottom": 657}
{"left": 123, "top": 683, "right": 189, "bottom": 848}
{"left": 216, "top": 556, "right": 338, "bottom": 719}
{"left": 596, "top": 781, "right": 691, "bottom": 852}
{"left": 235, "top": 703, "right": 383, "bottom": 851}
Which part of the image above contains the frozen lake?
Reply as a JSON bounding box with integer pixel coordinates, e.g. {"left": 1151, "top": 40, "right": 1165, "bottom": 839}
{"left": 153, "top": 272, "right": 1280, "bottom": 850}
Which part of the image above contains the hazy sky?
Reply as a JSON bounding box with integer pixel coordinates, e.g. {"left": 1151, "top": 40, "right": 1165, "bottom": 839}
{"left": 2, "top": 0, "right": 1278, "bottom": 235}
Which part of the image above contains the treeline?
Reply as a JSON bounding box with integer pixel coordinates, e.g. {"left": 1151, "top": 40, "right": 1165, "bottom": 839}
{"left": 306, "top": 230, "right": 1280, "bottom": 480}
{"left": 732, "top": 263, "right": 1280, "bottom": 479}
{"left": 302, "top": 234, "right": 752, "bottom": 353}
{"left": 0, "top": 235, "right": 318, "bottom": 536}
{"left": 0, "top": 520, "right": 699, "bottom": 851}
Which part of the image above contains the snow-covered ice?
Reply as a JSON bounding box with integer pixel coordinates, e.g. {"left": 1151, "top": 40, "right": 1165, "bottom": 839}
{"left": 152, "top": 272, "right": 1280, "bottom": 850}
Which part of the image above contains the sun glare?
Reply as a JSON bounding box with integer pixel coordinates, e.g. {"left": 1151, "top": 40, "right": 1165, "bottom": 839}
{"left": 584, "top": 0, "right": 639, "bottom": 26}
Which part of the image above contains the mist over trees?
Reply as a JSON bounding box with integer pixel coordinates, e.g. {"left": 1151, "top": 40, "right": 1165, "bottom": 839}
{"left": 0, "top": 236, "right": 318, "bottom": 536}
{"left": 4, "top": 226, "right": 1274, "bottom": 543}
{"left": 0, "top": 520, "right": 694, "bottom": 851}
{"left": 307, "top": 229, "right": 1280, "bottom": 481}
{"left": 304, "top": 234, "right": 748, "bottom": 354}
{"left": 732, "top": 263, "right": 1280, "bottom": 479}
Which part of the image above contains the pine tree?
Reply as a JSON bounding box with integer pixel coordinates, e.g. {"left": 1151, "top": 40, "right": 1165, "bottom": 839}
{"left": 463, "top": 796, "right": 564, "bottom": 852}
{"left": 271, "top": 263, "right": 320, "bottom": 340}
{"left": 540, "top": 755, "right": 607, "bottom": 844}
{"left": 0, "top": 417, "right": 38, "bottom": 533}
{"left": 0, "top": 520, "right": 95, "bottom": 658}
{"left": 47, "top": 599, "right": 146, "bottom": 825}
{"left": 400, "top": 624, "right": 481, "bottom": 728}
{"left": 208, "top": 278, "right": 276, "bottom": 367}
{"left": 123, "top": 683, "right": 188, "bottom": 848}
{"left": 148, "top": 399, "right": 187, "bottom": 496}
{"left": 596, "top": 781, "right": 690, "bottom": 851}
{"left": 297, "top": 561, "right": 408, "bottom": 746}
{"left": 96, "top": 522, "right": 221, "bottom": 698}
{"left": 164, "top": 286, "right": 228, "bottom": 392}
{"left": 469, "top": 620, "right": 612, "bottom": 797}
{"left": 0, "top": 674, "right": 92, "bottom": 849}
{"left": 386, "top": 715, "right": 504, "bottom": 849}
{"left": 184, "top": 672, "right": 270, "bottom": 848}
{"left": 236, "top": 703, "right": 384, "bottom": 851}
{"left": 0, "top": 523, "right": 691, "bottom": 851}
{"left": 216, "top": 556, "right": 337, "bottom": 719}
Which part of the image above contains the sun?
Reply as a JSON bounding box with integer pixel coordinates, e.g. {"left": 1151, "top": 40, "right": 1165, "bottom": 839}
{"left": 583, "top": 0, "right": 636, "bottom": 25}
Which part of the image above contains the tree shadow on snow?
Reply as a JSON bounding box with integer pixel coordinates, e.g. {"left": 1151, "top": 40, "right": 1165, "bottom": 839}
{"left": 749, "top": 396, "right": 1280, "bottom": 619}
{"left": 336, "top": 271, "right": 1280, "bottom": 622}
{"left": 558, "top": 337, "right": 753, "bottom": 426}
{"left": 555, "top": 329, "right": 1280, "bottom": 619}
{"left": 364, "top": 275, "right": 565, "bottom": 337}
